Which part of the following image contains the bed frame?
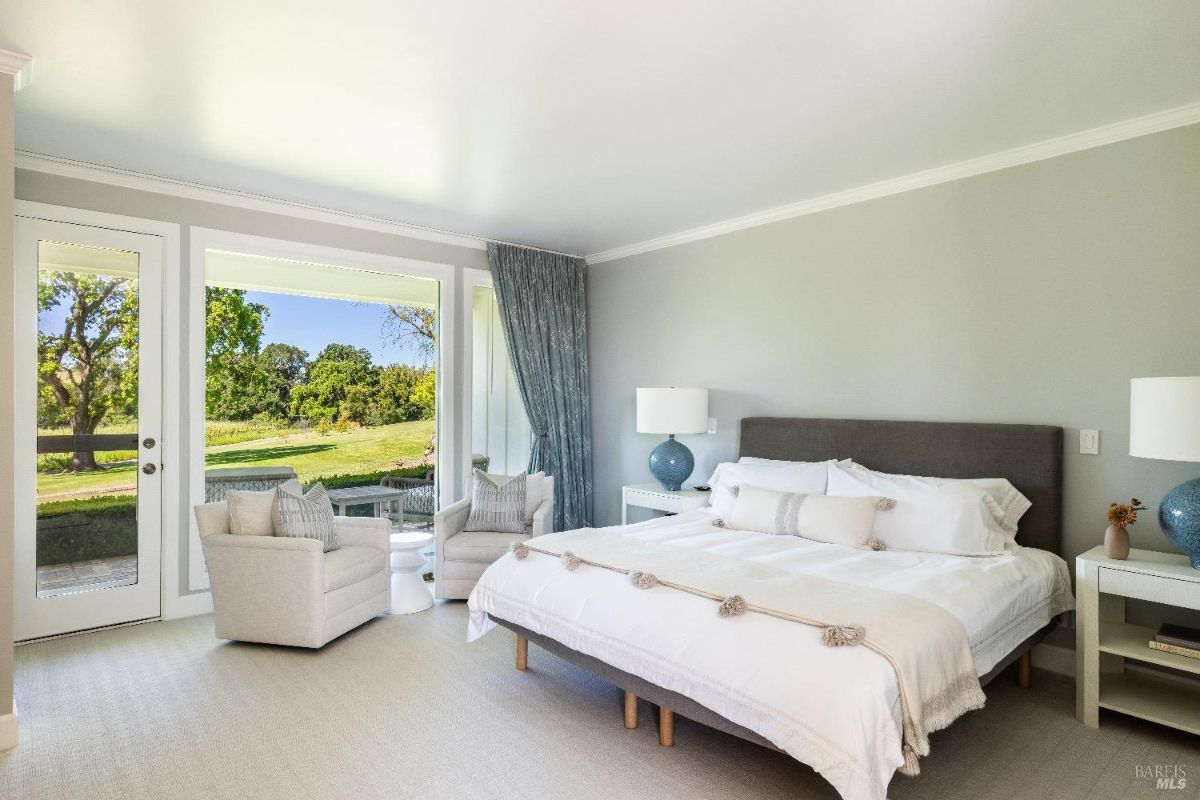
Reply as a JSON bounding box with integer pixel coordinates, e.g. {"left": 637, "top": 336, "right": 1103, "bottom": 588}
{"left": 494, "top": 416, "right": 1065, "bottom": 747}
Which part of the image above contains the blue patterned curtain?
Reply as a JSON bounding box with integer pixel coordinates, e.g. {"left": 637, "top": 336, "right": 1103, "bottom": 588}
{"left": 487, "top": 242, "right": 592, "bottom": 530}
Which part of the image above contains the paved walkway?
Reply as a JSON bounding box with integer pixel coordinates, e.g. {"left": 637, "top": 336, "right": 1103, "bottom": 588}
{"left": 37, "top": 555, "right": 138, "bottom": 598}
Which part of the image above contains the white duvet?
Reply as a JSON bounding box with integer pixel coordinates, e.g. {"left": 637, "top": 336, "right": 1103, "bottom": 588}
{"left": 467, "top": 510, "right": 1074, "bottom": 800}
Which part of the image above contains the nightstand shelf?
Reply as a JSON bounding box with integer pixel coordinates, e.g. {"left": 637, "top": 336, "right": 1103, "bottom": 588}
{"left": 1098, "top": 621, "right": 1200, "bottom": 676}
{"left": 1076, "top": 546, "right": 1200, "bottom": 735}
{"left": 1098, "top": 674, "right": 1200, "bottom": 736}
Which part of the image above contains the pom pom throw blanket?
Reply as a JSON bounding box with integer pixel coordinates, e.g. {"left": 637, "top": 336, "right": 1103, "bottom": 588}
{"left": 476, "top": 526, "right": 986, "bottom": 793}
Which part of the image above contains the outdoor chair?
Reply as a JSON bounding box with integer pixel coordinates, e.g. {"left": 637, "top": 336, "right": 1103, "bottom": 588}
{"left": 203, "top": 466, "right": 298, "bottom": 503}
{"left": 380, "top": 454, "right": 491, "bottom": 527}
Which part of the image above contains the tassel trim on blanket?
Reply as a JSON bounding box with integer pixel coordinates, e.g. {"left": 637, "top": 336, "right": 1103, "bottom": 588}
{"left": 508, "top": 539, "right": 981, "bottom": 777}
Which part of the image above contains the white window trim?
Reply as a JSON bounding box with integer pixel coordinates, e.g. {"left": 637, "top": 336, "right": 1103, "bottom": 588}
{"left": 461, "top": 267, "right": 488, "bottom": 493}
{"left": 12, "top": 201, "right": 190, "bottom": 619}
{"left": 187, "top": 227, "right": 458, "bottom": 591}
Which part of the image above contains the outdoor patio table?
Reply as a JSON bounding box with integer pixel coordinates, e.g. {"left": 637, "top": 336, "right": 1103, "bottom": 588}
{"left": 325, "top": 485, "right": 408, "bottom": 525}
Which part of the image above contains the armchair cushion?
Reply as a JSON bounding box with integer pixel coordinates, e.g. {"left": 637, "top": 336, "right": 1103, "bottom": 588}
{"left": 324, "top": 546, "right": 387, "bottom": 592}
{"left": 444, "top": 530, "right": 530, "bottom": 563}
{"left": 332, "top": 516, "right": 390, "bottom": 551}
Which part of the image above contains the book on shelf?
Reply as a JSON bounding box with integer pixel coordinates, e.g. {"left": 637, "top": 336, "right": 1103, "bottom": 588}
{"left": 1155, "top": 623, "right": 1200, "bottom": 650}
{"left": 1148, "top": 640, "right": 1200, "bottom": 661}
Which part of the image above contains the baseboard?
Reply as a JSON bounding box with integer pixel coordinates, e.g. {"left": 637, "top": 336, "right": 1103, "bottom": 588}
{"left": 0, "top": 709, "right": 18, "bottom": 751}
{"left": 162, "top": 590, "right": 213, "bottom": 620}
{"left": 1032, "top": 642, "right": 1075, "bottom": 677}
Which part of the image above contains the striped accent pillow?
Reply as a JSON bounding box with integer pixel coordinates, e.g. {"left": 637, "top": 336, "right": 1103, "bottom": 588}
{"left": 276, "top": 482, "right": 339, "bottom": 552}
{"left": 464, "top": 470, "right": 528, "bottom": 534}
{"left": 727, "top": 484, "right": 890, "bottom": 548}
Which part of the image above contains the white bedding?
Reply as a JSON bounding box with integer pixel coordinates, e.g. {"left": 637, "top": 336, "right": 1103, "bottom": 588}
{"left": 467, "top": 510, "right": 1074, "bottom": 800}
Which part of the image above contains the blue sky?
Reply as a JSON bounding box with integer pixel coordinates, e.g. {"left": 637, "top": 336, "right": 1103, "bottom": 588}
{"left": 247, "top": 291, "right": 430, "bottom": 366}
{"left": 37, "top": 283, "right": 431, "bottom": 367}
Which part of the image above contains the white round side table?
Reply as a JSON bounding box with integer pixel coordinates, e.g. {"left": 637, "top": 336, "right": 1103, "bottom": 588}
{"left": 389, "top": 531, "right": 434, "bottom": 614}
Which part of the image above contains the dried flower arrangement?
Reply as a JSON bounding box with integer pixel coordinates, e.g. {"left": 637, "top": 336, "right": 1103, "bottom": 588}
{"left": 1107, "top": 498, "right": 1148, "bottom": 528}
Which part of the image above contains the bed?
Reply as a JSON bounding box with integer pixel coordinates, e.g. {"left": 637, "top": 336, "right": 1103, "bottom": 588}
{"left": 467, "top": 417, "right": 1074, "bottom": 800}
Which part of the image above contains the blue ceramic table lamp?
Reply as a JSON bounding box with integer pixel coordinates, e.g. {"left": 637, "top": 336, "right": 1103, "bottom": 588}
{"left": 1130, "top": 377, "right": 1200, "bottom": 569}
{"left": 636, "top": 387, "right": 708, "bottom": 491}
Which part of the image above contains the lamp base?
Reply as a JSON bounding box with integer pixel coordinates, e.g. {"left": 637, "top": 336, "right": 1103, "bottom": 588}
{"left": 1160, "top": 477, "right": 1200, "bottom": 569}
{"left": 648, "top": 435, "right": 694, "bottom": 492}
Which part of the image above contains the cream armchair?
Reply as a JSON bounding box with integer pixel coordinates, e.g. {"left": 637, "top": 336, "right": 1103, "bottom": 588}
{"left": 195, "top": 502, "right": 390, "bottom": 648}
{"left": 434, "top": 477, "right": 554, "bottom": 600}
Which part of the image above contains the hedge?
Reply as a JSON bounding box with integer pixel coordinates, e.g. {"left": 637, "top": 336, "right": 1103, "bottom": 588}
{"left": 35, "top": 465, "right": 436, "bottom": 565}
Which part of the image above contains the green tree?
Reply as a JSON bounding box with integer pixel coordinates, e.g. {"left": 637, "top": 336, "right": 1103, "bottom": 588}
{"left": 368, "top": 364, "right": 429, "bottom": 424}
{"left": 383, "top": 306, "right": 436, "bottom": 362}
{"left": 254, "top": 343, "right": 309, "bottom": 421}
{"left": 37, "top": 271, "right": 139, "bottom": 471}
{"left": 410, "top": 368, "right": 436, "bottom": 421}
{"left": 205, "top": 288, "right": 268, "bottom": 419}
{"left": 289, "top": 344, "right": 378, "bottom": 424}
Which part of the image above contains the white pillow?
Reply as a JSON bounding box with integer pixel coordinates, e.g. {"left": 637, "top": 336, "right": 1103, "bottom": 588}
{"left": 962, "top": 477, "right": 1031, "bottom": 537}
{"left": 707, "top": 460, "right": 835, "bottom": 519}
{"left": 826, "top": 464, "right": 1009, "bottom": 556}
{"left": 728, "top": 484, "right": 887, "bottom": 547}
{"left": 524, "top": 471, "right": 547, "bottom": 522}
{"left": 836, "top": 466, "right": 1030, "bottom": 540}
{"left": 226, "top": 478, "right": 302, "bottom": 536}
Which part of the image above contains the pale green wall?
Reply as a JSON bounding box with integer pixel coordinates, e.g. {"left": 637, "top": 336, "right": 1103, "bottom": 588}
{"left": 588, "top": 124, "right": 1200, "bottom": 601}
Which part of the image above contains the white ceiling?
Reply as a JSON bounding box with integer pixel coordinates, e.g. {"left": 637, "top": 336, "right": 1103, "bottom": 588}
{"left": 4, "top": 1, "right": 1200, "bottom": 256}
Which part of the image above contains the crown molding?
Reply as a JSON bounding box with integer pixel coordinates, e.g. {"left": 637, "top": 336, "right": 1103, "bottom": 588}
{"left": 15, "top": 150, "right": 498, "bottom": 252}
{"left": 0, "top": 49, "right": 33, "bottom": 91}
{"left": 586, "top": 102, "right": 1200, "bottom": 264}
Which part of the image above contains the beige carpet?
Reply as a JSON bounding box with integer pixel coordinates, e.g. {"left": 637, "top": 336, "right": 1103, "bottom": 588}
{"left": 2, "top": 603, "right": 1197, "bottom": 800}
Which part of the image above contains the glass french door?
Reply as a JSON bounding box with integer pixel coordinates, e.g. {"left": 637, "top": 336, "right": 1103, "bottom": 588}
{"left": 14, "top": 216, "right": 163, "bottom": 640}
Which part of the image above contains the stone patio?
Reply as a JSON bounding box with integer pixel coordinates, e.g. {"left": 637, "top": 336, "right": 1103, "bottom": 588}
{"left": 36, "top": 554, "right": 139, "bottom": 598}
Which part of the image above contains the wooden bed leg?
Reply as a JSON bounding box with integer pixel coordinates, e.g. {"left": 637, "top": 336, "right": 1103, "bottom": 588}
{"left": 623, "top": 691, "right": 639, "bottom": 729}
{"left": 1017, "top": 650, "right": 1031, "bottom": 688}
{"left": 516, "top": 634, "right": 528, "bottom": 671}
{"left": 658, "top": 706, "right": 675, "bottom": 747}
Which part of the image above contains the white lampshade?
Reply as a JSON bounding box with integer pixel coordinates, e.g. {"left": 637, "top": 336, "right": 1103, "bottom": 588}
{"left": 636, "top": 388, "right": 708, "bottom": 435}
{"left": 1130, "top": 377, "right": 1200, "bottom": 463}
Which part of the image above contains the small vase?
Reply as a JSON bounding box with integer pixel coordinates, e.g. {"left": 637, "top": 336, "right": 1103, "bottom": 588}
{"left": 1104, "top": 525, "right": 1130, "bottom": 560}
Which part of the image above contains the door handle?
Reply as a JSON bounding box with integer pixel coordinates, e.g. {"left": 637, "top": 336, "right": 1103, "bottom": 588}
{"left": 143, "top": 437, "right": 156, "bottom": 449}
{"left": 142, "top": 463, "right": 157, "bottom": 475}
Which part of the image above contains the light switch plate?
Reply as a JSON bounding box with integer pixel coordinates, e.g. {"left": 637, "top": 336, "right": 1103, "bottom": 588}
{"left": 1079, "top": 429, "right": 1100, "bottom": 455}
{"left": 707, "top": 417, "right": 718, "bottom": 435}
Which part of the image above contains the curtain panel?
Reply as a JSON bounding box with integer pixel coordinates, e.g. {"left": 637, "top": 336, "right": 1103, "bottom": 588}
{"left": 487, "top": 242, "right": 592, "bottom": 530}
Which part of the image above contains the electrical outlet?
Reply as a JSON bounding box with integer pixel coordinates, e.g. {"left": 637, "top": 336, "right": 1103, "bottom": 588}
{"left": 707, "top": 417, "right": 718, "bottom": 435}
{"left": 1079, "top": 429, "right": 1100, "bottom": 455}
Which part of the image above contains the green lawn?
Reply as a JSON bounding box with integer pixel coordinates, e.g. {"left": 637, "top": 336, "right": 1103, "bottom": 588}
{"left": 37, "top": 419, "right": 435, "bottom": 500}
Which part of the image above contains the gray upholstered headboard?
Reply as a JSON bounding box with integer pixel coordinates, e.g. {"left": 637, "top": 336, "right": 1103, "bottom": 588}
{"left": 739, "top": 417, "right": 1064, "bottom": 554}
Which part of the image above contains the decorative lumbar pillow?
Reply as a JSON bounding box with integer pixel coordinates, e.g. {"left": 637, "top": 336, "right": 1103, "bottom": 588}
{"left": 707, "top": 460, "right": 838, "bottom": 519}
{"left": 275, "top": 482, "right": 339, "bottom": 552}
{"left": 727, "top": 483, "right": 890, "bottom": 547}
{"left": 482, "top": 470, "right": 545, "bottom": 523}
{"left": 826, "top": 464, "right": 1010, "bottom": 556}
{"left": 464, "top": 470, "right": 528, "bottom": 534}
{"left": 226, "top": 478, "right": 302, "bottom": 536}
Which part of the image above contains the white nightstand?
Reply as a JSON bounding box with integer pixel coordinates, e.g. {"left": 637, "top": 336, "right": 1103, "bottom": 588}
{"left": 621, "top": 483, "right": 710, "bottom": 525}
{"left": 1076, "top": 546, "right": 1200, "bottom": 735}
